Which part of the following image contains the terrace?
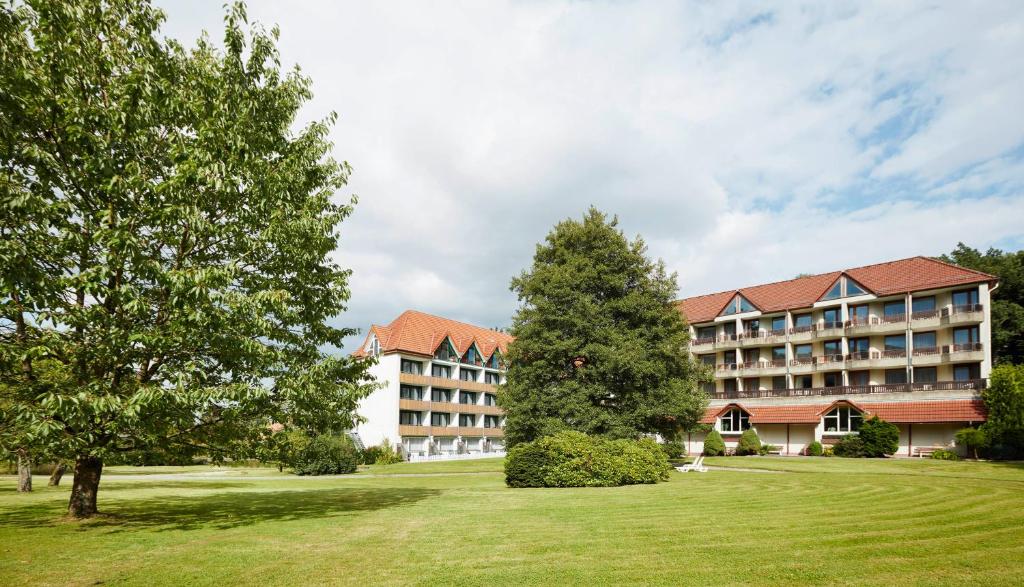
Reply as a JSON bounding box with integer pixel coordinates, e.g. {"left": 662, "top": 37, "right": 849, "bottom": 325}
{"left": 712, "top": 378, "right": 986, "bottom": 400}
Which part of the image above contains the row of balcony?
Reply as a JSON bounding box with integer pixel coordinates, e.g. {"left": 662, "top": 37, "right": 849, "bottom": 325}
{"left": 711, "top": 379, "right": 986, "bottom": 400}
{"left": 692, "top": 305, "right": 985, "bottom": 350}
{"left": 714, "top": 344, "right": 984, "bottom": 375}
{"left": 398, "top": 398, "right": 503, "bottom": 415}
{"left": 398, "top": 425, "right": 504, "bottom": 438}
{"left": 399, "top": 372, "right": 499, "bottom": 393}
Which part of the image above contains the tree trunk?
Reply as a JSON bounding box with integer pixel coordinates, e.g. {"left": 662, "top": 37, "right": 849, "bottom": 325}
{"left": 67, "top": 456, "right": 103, "bottom": 518}
{"left": 48, "top": 462, "right": 68, "bottom": 486}
{"left": 16, "top": 451, "right": 32, "bottom": 493}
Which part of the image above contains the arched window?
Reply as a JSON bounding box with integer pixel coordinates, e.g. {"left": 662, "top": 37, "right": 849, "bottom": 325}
{"left": 823, "top": 406, "right": 863, "bottom": 433}
{"left": 720, "top": 408, "right": 750, "bottom": 432}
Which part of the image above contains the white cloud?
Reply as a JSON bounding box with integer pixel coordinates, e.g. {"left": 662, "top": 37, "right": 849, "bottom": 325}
{"left": 155, "top": 0, "right": 1024, "bottom": 348}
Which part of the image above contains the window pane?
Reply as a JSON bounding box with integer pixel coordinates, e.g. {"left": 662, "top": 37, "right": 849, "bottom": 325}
{"left": 772, "top": 376, "right": 787, "bottom": 390}
{"left": 885, "top": 369, "right": 907, "bottom": 384}
{"left": 953, "top": 288, "right": 979, "bottom": 306}
{"left": 846, "top": 280, "right": 865, "bottom": 296}
{"left": 822, "top": 281, "right": 842, "bottom": 300}
{"left": 913, "top": 332, "right": 936, "bottom": 349}
{"left": 795, "top": 344, "right": 812, "bottom": 358}
{"left": 849, "top": 371, "right": 869, "bottom": 385}
{"left": 850, "top": 305, "right": 869, "bottom": 321}
{"left": 914, "top": 367, "right": 937, "bottom": 383}
{"left": 884, "top": 301, "right": 905, "bottom": 316}
{"left": 912, "top": 296, "right": 936, "bottom": 312}
{"left": 771, "top": 316, "right": 786, "bottom": 331}
{"left": 795, "top": 314, "right": 812, "bottom": 327}
{"left": 738, "top": 296, "right": 755, "bottom": 312}
{"left": 884, "top": 335, "right": 906, "bottom": 350}
{"left": 772, "top": 346, "right": 786, "bottom": 360}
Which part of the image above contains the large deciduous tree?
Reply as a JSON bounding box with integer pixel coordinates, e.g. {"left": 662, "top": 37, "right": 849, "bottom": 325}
{"left": 941, "top": 243, "right": 1024, "bottom": 364}
{"left": 0, "top": 0, "right": 375, "bottom": 517}
{"left": 499, "top": 208, "right": 707, "bottom": 446}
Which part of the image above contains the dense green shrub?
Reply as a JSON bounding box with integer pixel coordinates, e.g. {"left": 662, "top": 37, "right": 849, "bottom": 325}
{"left": 661, "top": 440, "right": 685, "bottom": 459}
{"left": 981, "top": 365, "right": 1024, "bottom": 459}
{"left": 807, "top": 441, "right": 823, "bottom": 456}
{"left": 759, "top": 444, "right": 780, "bottom": 456}
{"left": 504, "top": 431, "right": 671, "bottom": 488}
{"left": 822, "top": 447, "right": 835, "bottom": 457}
{"left": 954, "top": 427, "right": 988, "bottom": 460}
{"left": 735, "top": 429, "right": 762, "bottom": 456}
{"left": 363, "top": 438, "right": 402, "bottom": 465}
{"left": 930, "top": 448, "right": 960, "bottom": 461}
{"left": 832, "top": 435, "right": 866, "bottom": 458}
{"left": 292, "top": 434, "right": 360, "bottom": 475}
{"left": 703, "top": 430, "right": 726, "bottom": 456}
{"left": 858, "top": 416, "right": 900, "bottom": 457}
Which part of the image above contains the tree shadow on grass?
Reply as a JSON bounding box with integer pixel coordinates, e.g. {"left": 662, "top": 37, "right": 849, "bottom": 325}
{"left": 0, "top": 486, "right": 442, "bottom": 532}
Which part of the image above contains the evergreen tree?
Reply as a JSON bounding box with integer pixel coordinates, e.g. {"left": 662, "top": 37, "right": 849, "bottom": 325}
{"left": 500, "top": 208, "right": 707, "bottom": 446}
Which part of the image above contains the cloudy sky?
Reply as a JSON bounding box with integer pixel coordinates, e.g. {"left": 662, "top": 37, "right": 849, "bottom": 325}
{"left": 156, "top": 1, "right": 1024, "bottom": 350}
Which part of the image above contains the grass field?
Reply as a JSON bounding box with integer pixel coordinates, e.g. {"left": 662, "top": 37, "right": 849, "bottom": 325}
{"left": 2, "top": 457, "right": 1023, "bottom": 586}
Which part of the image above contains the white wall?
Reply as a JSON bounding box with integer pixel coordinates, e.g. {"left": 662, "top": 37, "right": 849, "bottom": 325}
{"left": 355, "top": 353, "right": 401, "bottom": 447}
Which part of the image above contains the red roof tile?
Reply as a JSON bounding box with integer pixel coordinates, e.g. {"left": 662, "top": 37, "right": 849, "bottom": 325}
{"left": 677, "top": 257, "right": 995, "bottom": 324}
{"left": 352, "top": 310, "right": 513, "bottom": 359}
{"left": 700, "top": 399, "right": 986, "bottom": 425}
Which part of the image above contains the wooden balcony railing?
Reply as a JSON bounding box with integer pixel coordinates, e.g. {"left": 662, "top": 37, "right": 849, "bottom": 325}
{"left": 712, "top": 379, "right": 986, "bottom": 400}
{"left": 399, "top": 372, "right": 497, "bottom": 393}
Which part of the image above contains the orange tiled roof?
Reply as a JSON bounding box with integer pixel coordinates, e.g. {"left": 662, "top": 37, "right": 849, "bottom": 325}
{"left": 677, "top": 256, "right": 996, "bottom": 324}
{"left": 700, "top": 399, "right": 986, "bottom": 425}
{"left": 352, "top": 310, "right": 513, "bottom": 359}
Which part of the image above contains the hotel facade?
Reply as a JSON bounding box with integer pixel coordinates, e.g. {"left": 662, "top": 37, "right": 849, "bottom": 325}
{"left": 352, "top": 310, "right": 511, "bottom": 459}
{"left": 677, "top": 256, "right": 995, "bottom": 457}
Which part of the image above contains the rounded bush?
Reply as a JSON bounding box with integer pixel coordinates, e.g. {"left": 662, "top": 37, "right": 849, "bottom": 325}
{"left": 292, "top": 434, "right": 360, "bottom": 475}
{"left": 661, "top": 440, "right": 685, "bottom": 459}
{"left": 702, "top": 430, "right": 725, "bottom": 456}
{"left": 504, "top": 431, "right": 670, "bottom": 488}
{"left": 807, "top": 441, "right": 823, "bottom": 456}
{"left": 735, "top": 429, "right": 761, "bottom": 456}
{"left": 858, "top": 416, "right": 900, "bottom": 457}
{"left": 832, "top": 434, "right": 866, "bottom": 458}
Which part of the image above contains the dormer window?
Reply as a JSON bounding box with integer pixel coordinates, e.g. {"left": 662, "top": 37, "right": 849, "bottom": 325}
{"left": 487, "top": 351, "right": 504, "bottom": 370}
{"left": 720, "top": 408, "right": 750, "bottom": 432}
{"left": 821, "top": 276, "right": 869, "bottom": 301}
{"left": 434, "top": 338, "right": 457, "bottom": 362}
{"left": 721, "top": 294, "right": 757, "bottom": 316}
{"left": 366, "top": 335, "right": 380, "bottom": 357}
{"left": 461, "top": 343, "right": 482, "bottom": 366}
{"left": 823, "top": 405, "right": 863, "bottom": 433}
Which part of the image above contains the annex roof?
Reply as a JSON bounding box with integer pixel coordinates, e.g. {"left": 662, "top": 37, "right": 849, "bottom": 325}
{"left": 677, "top": 256, "right": 996, "bottom": 324}
{"left": 700, "top": 399, "right": 985, "bottom": 425}
{"left": 352, "top": 310, "right": 513, "bottom": 359}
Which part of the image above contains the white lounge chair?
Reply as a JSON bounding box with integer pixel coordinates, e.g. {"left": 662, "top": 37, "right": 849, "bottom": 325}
{"left": 675, "top": 455, "right": 708, "bottom": 473}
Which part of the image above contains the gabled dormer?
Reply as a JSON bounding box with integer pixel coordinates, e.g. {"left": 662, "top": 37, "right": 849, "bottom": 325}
{"left": 364, "top": 333, "right": 380, "bottom": 357}
{"left": 486, "top": 349, "right": 505, "bottom": 370}
{"left": 461, "top": 341, "right": 483, "bottom": 366}
{"left": 433, "top": 336, "right": 458, "bottom": 362}
{"left": 720, "top": 293, "right": 758, "bottom": 316}
{"left": 819, "top": 274, "right": 870, "bottom": 301}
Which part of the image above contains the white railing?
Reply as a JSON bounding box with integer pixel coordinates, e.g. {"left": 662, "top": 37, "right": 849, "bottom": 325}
{"left": 407, "top": 451, "right": 506, "bottom": 463}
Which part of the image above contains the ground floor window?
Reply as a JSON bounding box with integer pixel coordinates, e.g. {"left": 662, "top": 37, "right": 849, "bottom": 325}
{"left": 914, "top": 367, "right": 937, "bottom": 383}
{"left": 824, "top": 406, "right": 862, "bottom": 433}
{"left": 720, "top": 408, "right": 750, "bottom": 432}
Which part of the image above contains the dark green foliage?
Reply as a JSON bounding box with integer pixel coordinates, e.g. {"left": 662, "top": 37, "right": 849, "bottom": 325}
{"left": 858, "top": 416, "right": 900, "bottom": 457}
{"left": 758, "top": 444, "right": 780, "bottom": 456}
{"left": 503, "top": 431, "right": 671, "bottom": 488}
{"left": 500, "top": 209, "right": 707, "bottom": 446}
{"left": 981, "top": 364, "right": 1024, "bottom": 459}
{"left": 735, "top": 429, "right": 762, "bottom": 456}
{"left": 832, "top": 435, "right": 866, "bottom": 458}
{"left": 807, "top": 441, "right": 823, "bottom": 456}
{"left": 0, "top": 0, "right": 375, "bottom": 516}
{"left": 941, "top": 244, "right": 1024, "bottom": 364}
{"left": 930, "top": 448, "right": 960, "bottom": 461}
{"left": 954, "top": 427, "right": 988, "bottom": 459}
{"left": 703, "top": 430, "right": 725, "bottom": 456}
{"left": 661, "top": 440, "right": 685, "bottom": 459}
{"left": 363, "top": 439, "right": 402, "bottom": 465}
{"left": 292, "top": 435, "right": 359, "bottom": 476}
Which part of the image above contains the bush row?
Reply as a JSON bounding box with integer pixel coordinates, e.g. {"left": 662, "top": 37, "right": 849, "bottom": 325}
{"left": 505, "top": 431, "right": 672, "bottom": 488}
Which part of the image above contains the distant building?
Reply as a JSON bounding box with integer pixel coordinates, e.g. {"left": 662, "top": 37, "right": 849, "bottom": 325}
{"left": 352, "top": 310, "right": 512, "bottom": 459}
{"left": 677, "top": 256, "right": 995, "bottom": 456}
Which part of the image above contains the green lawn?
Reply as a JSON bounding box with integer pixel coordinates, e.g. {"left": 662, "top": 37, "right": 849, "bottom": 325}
{"left": 2, "top": 458, "right": 1023, "bottom": 586}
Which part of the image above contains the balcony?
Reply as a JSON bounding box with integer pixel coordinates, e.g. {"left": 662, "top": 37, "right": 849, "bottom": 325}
{"left": 788, "top": 325, "right": 815, "bottom": 343}
{"left": 690, "top": 336, "right": 715, "bottom": 351}
{"left": 874, "top": 349, "right": 908, "bottom": 368}
{"left": 716, "top": 362, "right": 739, "bottom": 374}
{"left": 399, "top": 372, "right": 498, "bottom": 393}
{"left": 911, "top": 346, "right": 942, "bottom": 366}
{"left": 943, "top": 304, "right": 984, "bottom": 326}
{"left": 944, "top": 342, "right": 985, "bottom": 362}
{"left": 716, "top": 334, "right": 741, "bottom": 349}
{"left": 789, "top": 357, "right": 814, "bottom": 373}
{"left": 739, "top": 359, "right": 786, "bottom": 376}
{"left": 400, "top": 425, "right": 503, "bottom": 437}
{"left": 482, "top": 427, "right": 505, "bottom": 438}
{"left": 398, "top": 399, "right": 432, "bottom": 411}
{"left": 712, "top": 379, "right": 986, "bottom": 400}
{"left": 815, "top": 354, "right": 845, "bottom": 371}
{"left": 398, "top": 425, "right": 431, "bottom": 436}
{"left": 910, "top": 309, "right": 942, "bottom": 329}
{"left": 454, "top": 403, "right": 504, "bottom": 416}
{"left": 817, "top": 321, "right": 845, "bottom": 338}
{"left": 845, "top": 350, "right": 872, "bottom": 369}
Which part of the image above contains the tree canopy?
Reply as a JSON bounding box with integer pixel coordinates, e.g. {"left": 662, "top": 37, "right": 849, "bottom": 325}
{"left": 941, "top": 243, "right": 1024, "bottom": 364}
{"left": 499, "top": 208, "right": 707, "bottom": 446}
{"left": 0, "top": 0, "right": 374, "bottom": 516}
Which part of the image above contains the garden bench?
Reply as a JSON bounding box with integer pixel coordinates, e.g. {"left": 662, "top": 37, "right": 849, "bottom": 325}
{"left": 913, "top": 446, "right": 941, "bottom": 458}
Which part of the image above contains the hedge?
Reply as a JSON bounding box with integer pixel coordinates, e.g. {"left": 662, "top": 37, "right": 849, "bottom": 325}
{"left": 292, "top": 434, "right": 360, "bottom": 475}
{"left": 504, "top": 431, "right": 671, "bottom": 488}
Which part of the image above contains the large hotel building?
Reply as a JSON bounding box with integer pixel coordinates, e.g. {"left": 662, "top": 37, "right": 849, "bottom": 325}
{"left": 352, "top": 310, "right": 512, "bottom": 459}
{"left": 354, "top": 256, "right": 995, "bottom": 459}
{"left": 677, "top": 256, "right": 995, "bottom": 456}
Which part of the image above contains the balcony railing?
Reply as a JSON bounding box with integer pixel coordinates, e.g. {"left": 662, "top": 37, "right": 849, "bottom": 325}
{"left": 880, "top": 313, "right": 906, "bottom": 324}
{"left": 947, "top": 303, "right": 983, "bottom": 315}
{"left": 947, "top": 342, "right": 984, "bottom": 353}
{"left": 846, "top": 351, "right": 871, "bottom": 361}
{"left": 911, "top": 309, "right": 941, "bottom": 320}
{"left": 712, "top": 379, "right": 986, "bottom": 400}
{"left": 692, "top": 336, "right": 715, "bottom": 346}
{"left": 912, "top": 346, "right": 941, "bottom": 356}
{"left": 881, "top": 349, "right": 907, "bottom": 359}
{"left": 790, "top": 324, "right": 815, "bottom": 334}
{"left": 790, "top": 356, "right": 814, "bottom": 366}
